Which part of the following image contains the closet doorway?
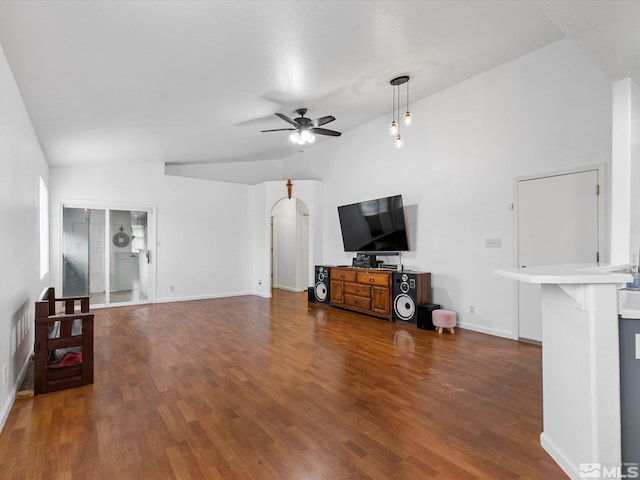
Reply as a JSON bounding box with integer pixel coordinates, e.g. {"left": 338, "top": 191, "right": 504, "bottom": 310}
{"left": 61, "top": 205, "right": 155, "bottom": 306}
{"left": 517, "top": 168, "right": 601, "bottom": 342}
{"left": 271, "top": 198, "right": 310, "bottom": 293}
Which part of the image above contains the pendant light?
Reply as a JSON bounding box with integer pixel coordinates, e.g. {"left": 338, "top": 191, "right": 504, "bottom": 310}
{"left": 404, "top": 78, "right": 412, "bottom": 126}
{"left": 389, "top": 75, "right": 411, "bottom": 147}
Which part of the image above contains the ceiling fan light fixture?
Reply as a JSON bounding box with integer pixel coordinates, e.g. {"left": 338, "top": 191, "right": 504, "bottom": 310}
{"left": 262, "top": 109, "right": 341, "bottom": 144}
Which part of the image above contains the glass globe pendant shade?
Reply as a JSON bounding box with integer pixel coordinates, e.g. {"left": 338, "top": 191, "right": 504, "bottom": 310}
{"left": 289, "top": 131, "right": 301, "bottom": 144}
{"left": 290, "top": 130, "right": 315, "bottom": 145}
{"left": 301, "top": 130, "right": 315, "bottom": 144}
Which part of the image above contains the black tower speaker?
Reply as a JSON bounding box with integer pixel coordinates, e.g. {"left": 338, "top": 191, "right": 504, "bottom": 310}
{"left": 417, "top": 303, "right": 441, "bottom": 330}
{"left": 313, "top": 266, "right": 331, "bottom": 304}
{"left": 392, "top": 272, "right": 430, "bottom": 322}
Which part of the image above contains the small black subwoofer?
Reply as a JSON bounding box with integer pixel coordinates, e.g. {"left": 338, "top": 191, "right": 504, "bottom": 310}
{"left": 417, "top": 303, "right": 441, "bottom": 330}
{"left": 392, "top": 272, "right": 431, "bottom": 322}
{"left": 313, "top": 266, "right": 331, "bottom": 304}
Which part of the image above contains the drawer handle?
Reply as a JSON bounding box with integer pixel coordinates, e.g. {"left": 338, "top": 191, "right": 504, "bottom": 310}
{"left": 355, "top": 301, "right": 360, "bottom": 306}
{"left": 369, "top": 278, "right": 375, "bottom": 283}
{"left": 355, "top": 288, "right": 360, "bottom": 293}
{"left": 341, "top": 275, "right": 345, "bottom": 279}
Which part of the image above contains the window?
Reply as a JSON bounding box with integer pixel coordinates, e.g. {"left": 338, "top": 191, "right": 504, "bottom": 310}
{"left": 39, "top": 176, "right": 49, "bottom": 279}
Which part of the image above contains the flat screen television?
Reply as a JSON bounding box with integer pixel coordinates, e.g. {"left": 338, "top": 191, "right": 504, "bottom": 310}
{"left": 337, "top": 194, "right": 409, "bottom": 252}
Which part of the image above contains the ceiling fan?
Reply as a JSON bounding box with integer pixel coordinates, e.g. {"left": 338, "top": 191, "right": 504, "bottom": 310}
{"left": 261, "top": 108, "right": 342, "bottom": 145}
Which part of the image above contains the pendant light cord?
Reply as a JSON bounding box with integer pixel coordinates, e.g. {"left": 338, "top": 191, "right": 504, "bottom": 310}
{"left": 396, "top": 83, "right": 400, "bottom": 136}
{"left": 392, "top": 84, "right": 396, "bottom": 124}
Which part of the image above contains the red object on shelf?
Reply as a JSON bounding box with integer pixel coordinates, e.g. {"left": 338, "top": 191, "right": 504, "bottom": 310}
{"left": 49, "top": 351, "right": 82, "bottom": 368}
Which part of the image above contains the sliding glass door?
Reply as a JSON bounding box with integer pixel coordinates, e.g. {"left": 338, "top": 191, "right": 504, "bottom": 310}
{"left": 62, "top": 205, "right": 153, "bottom": 306}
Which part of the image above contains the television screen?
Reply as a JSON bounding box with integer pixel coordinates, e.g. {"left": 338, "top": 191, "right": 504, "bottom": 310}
{"left": 337, "top": 194, "right": 409, "bottom": 252}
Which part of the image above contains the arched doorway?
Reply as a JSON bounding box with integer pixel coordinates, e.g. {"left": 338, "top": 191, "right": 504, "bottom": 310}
{"left": 271, "top": 197, "right": 310, "bottom": 293}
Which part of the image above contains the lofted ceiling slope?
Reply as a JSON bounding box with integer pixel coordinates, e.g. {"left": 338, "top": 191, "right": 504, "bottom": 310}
{"left": 0, "top": 1, "right": 639, "bottom": 167}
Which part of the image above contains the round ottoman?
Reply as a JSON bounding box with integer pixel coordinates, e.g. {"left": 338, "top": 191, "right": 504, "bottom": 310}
{"left": 432, "top": 309, "right": 457, "bottom": 334}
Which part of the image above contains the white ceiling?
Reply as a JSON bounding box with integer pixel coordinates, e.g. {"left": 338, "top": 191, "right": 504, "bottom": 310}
{"left": 0, "top": 1, "right": 639, "bottom": 167}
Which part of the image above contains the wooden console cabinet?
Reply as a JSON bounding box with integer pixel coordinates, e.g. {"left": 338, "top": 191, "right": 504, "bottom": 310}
{"left": 330, "top": 267, "right": 393, "bottom": 320}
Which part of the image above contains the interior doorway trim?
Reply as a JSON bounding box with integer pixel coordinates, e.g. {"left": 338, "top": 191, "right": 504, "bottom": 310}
{"left": 270, "top": 197, "right": 311, "bottom": 294}
{"left": 57, "top": 198, "right": 157, "bottom": 307}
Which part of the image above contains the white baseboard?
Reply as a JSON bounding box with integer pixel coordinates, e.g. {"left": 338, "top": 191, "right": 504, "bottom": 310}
{"left": 0, "top": 354, "right": 32, "bottom": 434}
{"left": 154, "top": 291, "right": 254, "bottom": 304}
{"left": 540, "top": 432, "right": 575, "bottom": 479}
{"left": 456, "top": 321, "right": 516, "bottom": 340}
{"left": 274, "top": 286, "right": 305, "bottom": 293}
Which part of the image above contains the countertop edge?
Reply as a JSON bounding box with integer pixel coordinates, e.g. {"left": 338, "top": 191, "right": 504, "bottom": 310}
{"left": 493, "top": 264, "right": 632, "bottom": 285}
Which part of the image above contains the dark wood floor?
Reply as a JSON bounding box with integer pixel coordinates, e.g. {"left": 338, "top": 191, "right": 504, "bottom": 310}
{"left": 0, "top": 290, "right": 567, "bottom": 479}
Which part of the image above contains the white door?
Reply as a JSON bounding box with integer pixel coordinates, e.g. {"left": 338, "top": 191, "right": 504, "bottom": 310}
{"left": 518, "top": 169, "right": 600, "bottom": 342}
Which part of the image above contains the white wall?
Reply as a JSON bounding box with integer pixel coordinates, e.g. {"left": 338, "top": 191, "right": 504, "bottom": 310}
{"left": 49, "top": 163, "right": 255, "bottom": 302}
{"left": 632, "top": 82, "right": 640, "bottom": 261}
{"left": 611, "top": 79, "right": 633, "bottom": 264}
{"left": 282, "top": 38, "right": 612, "bottom": 338}
{"left": 609, "top": 78, "right": 640, "bottom": 266}
{"left": 0, "top": 45, "right": 50, "bottom": 428}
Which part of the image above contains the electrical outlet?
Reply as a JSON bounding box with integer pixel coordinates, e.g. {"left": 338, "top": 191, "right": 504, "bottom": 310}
{"left": 469, "top": 306, "right": 475, "bottom": 314}
{"left": 170, "top": 285, "right": 175, "bottom": 292}
{"left": 485, "top": 238, "right": 502, "bottom": 248}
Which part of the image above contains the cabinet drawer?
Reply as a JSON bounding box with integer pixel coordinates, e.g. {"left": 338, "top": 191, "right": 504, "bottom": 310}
{"left": 357, "top": 271, "right": 390, "bottom": 287}
{"left": 332, "top": 269, "right": 357, "bottom": 282}
{"left": 343, "top": 282, "right": 371, "bottom": 297}
{"left": 344, "top": 294, "right": 371, "bottom": 310}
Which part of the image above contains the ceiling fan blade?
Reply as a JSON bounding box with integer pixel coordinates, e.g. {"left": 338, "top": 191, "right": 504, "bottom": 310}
{"left": 275, "top": 112, "right": 299, "bottom": 127}
{"left": 312, "top": 116, "right": 335, "bottom": 127}
{"left": 310, "top": 128, "right": 342, "bottom": 137}
{"left": 260, "top": 128, "right": 297, "bottom": 132}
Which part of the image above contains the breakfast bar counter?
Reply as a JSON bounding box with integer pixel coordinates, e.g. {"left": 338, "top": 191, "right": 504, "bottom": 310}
{"left": 494, "top": 264, "right": 631, "bottom": 480}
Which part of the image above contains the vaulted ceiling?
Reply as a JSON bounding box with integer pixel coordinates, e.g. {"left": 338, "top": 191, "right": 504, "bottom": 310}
{"left": 0, "top": 1, "right": 639, "bottom": 167}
